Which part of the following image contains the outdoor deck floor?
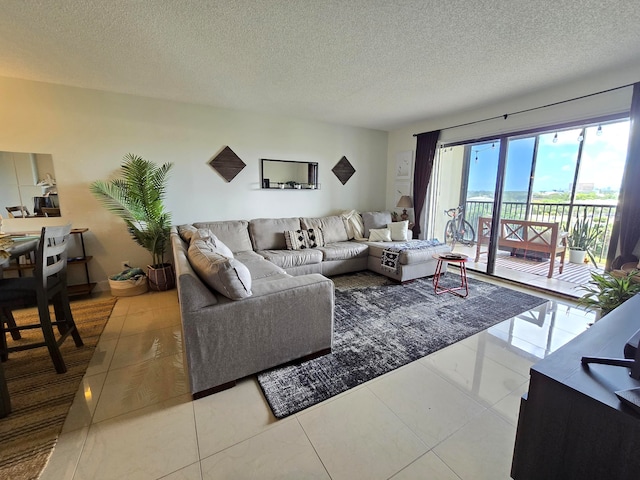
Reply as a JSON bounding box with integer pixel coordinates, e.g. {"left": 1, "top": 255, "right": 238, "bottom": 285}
{"left": 450, "top": 244, "right": 600, "bottom": 298}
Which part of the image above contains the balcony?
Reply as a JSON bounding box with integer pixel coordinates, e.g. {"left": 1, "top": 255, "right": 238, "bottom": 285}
{"left": 451, "top": 200, "right": 615, "bottom": 297}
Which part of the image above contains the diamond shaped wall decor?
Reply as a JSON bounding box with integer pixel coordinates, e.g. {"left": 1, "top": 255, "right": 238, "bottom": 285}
{"left": 209, "top": 146, "right": 246, "bottom": 182}
{"left": 332, "top": 156, "right": 355, "bottom": 185}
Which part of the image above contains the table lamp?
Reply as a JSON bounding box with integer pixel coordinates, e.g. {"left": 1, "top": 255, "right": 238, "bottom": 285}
{"left": 396, "top": 195, "right": 413, "bottom": 221}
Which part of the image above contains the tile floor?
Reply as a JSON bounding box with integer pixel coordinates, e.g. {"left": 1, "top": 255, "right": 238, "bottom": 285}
{"left": 41, "top": 275, "right": 596, "bottom": 480}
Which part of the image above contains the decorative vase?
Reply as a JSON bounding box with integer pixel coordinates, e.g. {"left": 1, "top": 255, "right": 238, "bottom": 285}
{"left": 147, "top": 263, "right": 176, "bottom": 291}
{"left": 569, "top": 249, "right": 587, "bottom": 264}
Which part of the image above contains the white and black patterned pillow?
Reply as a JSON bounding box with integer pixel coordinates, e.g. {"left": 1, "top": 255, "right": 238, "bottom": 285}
{"left": 305, "top": 228, "right": 324, "bottom": 247}
{"left": 284, "top": 229, "right": 308, "bottom": 250}
{"left": 284, "top": 228, "right": 324, "bottom": 250}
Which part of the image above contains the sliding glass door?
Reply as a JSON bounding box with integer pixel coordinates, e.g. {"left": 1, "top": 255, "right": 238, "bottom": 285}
{"left": 436, "top": 116, "right": 629, "bottom": 293}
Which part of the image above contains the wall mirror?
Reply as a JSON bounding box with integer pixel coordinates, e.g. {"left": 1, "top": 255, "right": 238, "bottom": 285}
{"left": 261, "top": 159, "right": 319, "bottom": 189}
{"left": 0, "top": 151, "right": 60, "bottom": 218}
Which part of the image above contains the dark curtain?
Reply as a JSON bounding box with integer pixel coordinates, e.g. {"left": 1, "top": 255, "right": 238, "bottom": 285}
{"left": 412, "top": 130, "right": 440, "bottom": 238}
{"left": 612, "top": 82, "right": 640, "bottom": 269}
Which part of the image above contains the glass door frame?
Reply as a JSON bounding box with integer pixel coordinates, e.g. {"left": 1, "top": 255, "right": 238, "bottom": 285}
{"left": 441, "top": 111, "right": 628, "bottom": 276}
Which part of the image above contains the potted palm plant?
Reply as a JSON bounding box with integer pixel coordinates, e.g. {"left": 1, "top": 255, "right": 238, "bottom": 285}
{"left": 90, "top": 154, "right": 175, "bottom": 291}
{"left": 578, "top": 269, "right": 640, "bottom": 318}
{"left": 567, "top": 211, "right": 602, "bottom": 266}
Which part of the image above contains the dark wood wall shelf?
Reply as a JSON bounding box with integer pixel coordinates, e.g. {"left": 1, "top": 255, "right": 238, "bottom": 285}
{"left": 5, "top": 228, "right": 95, "bottom": 297}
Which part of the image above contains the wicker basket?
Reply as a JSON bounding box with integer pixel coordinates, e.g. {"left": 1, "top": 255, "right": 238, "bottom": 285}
{"left": 109, "top": 275, "right": 148, "bottom": 297}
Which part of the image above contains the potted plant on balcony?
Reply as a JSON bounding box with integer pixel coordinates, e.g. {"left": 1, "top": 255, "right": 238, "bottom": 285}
{"left": 567, "top": 211, "right": 602, "bottom": 266}
{"left": 90, "top": 153, "right": 175, "bottom": 291}
{"left": 578, "top": 269, "right": 640, "bottom": 318}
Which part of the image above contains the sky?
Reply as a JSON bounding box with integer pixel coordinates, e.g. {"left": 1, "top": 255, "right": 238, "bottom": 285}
{"left": 467, "top": 120, "right": 629, "bottom": 194}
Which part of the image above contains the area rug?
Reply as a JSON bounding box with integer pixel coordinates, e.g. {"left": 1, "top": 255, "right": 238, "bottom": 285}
{"left": 257, "top": 272, "right": 545, "bottom": 418}
{"left": 0, "top": 296, "right": 117, "bottom": 480}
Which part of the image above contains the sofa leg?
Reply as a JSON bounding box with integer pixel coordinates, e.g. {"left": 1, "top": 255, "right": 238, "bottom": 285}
{"left": 192, "top": 380, "right": 237, "bottom": 400}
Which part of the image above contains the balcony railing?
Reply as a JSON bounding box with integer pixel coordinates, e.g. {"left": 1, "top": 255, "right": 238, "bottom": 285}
{"left": 463, "top": 200, "right": 617, "bottom": 263}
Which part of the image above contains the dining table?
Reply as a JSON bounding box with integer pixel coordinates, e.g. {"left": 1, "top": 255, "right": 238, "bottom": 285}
{"left": 0, "top": 233, "right": 39, "bottom": 418}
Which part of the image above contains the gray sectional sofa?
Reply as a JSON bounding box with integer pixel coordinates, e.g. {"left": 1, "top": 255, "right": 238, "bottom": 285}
{"left": 171, "top": 212, "right": 451, "bottom": 399}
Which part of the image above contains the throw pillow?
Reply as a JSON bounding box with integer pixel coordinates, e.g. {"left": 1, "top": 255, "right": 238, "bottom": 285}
{"left": 387, "top": 221, "right": 409, "bottom": 241}
{"left": 187, "top": 239, "right": 252, "bottom": 300}
{"left": 369, "top": 228, "right": 392, "bottom": 242}
{"left": 284, "top": 228, "right": 324, "bottom": 250}
{"left": 341, "top": 210, "right": 366, "bottom": 240}
{"left": 177, "top": 224, "right": 198, "bottom": 243}
{"left": 362, "top": 211, "right": 393, "bottom": 238}
{"left": 306, "top": 228, "right": 325, "bottom": 247}
{"left": 192, "top": 228, "right": 234, "bottom": 258}
{"left": 284, "top": 229, "right": 309, "bottom": 250}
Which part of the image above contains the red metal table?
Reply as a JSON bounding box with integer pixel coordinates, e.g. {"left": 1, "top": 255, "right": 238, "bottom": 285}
{"left": 432, "top": 253, "right": 469, "bottom": 298}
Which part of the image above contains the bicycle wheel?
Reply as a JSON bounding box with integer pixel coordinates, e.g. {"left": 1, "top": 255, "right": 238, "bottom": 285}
{"left": 460, "top": 220, "right": 475, "bottom": 245}
{"left": 444, "top": 220, "right": 456, "bottom": 245}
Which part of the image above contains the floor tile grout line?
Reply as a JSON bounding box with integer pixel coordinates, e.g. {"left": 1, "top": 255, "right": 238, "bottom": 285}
{"left": 295, "top": 416, "right": 334, "bottom": 480}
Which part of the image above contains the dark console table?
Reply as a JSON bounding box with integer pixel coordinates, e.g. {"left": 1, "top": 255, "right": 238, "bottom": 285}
{"left": 511, "top": 294, "right": 640, "bottom": 479}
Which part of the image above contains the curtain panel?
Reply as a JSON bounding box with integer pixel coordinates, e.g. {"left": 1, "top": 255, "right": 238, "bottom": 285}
{"left": 612, "top": 82, "right": 640, "bottom": 269}
{"left": 412, "top": 130, "right": 440, "bottom": 238}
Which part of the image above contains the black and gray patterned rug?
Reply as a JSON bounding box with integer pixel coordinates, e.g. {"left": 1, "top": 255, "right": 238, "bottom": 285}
{"left": 257, "top": 271, "right": 546, "bottom": 418}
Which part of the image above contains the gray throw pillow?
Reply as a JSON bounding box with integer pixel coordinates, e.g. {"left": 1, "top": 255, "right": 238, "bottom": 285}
{"left": 187, "top": 239, "right": 252, "bottom": 300}
{"left": 177, "top": 224, "right": 198, "bottom": 243}
{"left": 362, "top": 211, "right": 393, "bottom": 238}
{"left": 192, "top": 229, "right": 234, "bottom": 258}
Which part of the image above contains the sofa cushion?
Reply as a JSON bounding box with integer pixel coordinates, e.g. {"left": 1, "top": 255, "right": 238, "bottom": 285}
{"left": 250, "top": 217, "right": 301, "bottom": 251}
{"left": 387, "top": 221, "right": 409, "bottom": 242}
{"left": 193, "top": 220, "right": 253, "bottom": 253}
{"left": 317, "top": 241, "right": 368, "bottom": 261}
{"left": 187, "top": 239, "right": 252, "bottom": 300}
{"left": 177, "top": 224, "right": 198, "bottom": 243}
{"left": 301, "top": 216, "right": 348, "bottom": 244}
{"left": 362, "top": 211, "right": 393, "bottom": 238}
{"left": 366, "top": 241, "right": 450, "bottom": 265}
{"left": 235, "top": 251, "right": 287, "bottom": 280}
{"left": 257, "top": 249, "right": 323, "bottom": 270}
{"left": 369, "top": 228, "right": 392, "bottom": 242}
{"left": 192, "top": 229, "right": 234, "bottom": 258}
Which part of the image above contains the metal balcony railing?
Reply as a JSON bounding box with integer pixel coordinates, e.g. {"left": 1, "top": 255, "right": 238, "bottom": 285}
{"left": 463, "top": 200, "right": 617, "bottom": 262}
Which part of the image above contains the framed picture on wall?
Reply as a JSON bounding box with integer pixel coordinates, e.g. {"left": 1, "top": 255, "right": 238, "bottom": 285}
{"left": 395, "top": 151, "right": 413, "bottom": 180}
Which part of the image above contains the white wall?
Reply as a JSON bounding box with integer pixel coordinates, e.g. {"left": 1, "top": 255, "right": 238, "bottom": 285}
{"left": 0, "top": 76, "right": 388, "bottom": 290}
{"left": 386, "top": 65, "right": 640, "bottom": 232}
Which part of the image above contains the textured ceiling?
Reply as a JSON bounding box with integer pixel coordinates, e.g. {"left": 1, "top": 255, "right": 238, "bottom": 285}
{"left": 1, "top": 0, "right": 639, "bottom": 131}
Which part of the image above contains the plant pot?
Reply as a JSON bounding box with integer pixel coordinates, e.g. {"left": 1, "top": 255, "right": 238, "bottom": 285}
{"left": 147, "top": 263, "right": 175, "bottom": 291}
{"left": 569, "top": 249, "right": 587, "bottom": 264}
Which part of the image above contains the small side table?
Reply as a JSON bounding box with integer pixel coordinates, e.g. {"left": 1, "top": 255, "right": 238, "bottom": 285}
{"left": 432, "top": 253, "right": 469, "bottom": 298}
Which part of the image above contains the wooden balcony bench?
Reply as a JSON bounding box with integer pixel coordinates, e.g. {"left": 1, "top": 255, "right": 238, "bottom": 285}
{"left": 474, "top": 217, "right": 568, "bottom": 278}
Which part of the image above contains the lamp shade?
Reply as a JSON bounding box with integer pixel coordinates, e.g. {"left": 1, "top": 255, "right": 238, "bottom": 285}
{"left": 396, "top": 195, "right": 413, "bottom": 208}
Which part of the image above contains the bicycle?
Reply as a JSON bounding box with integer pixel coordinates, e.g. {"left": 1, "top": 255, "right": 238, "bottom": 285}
{"left": 444, "top": 205, "right": 475, "bottom": 246}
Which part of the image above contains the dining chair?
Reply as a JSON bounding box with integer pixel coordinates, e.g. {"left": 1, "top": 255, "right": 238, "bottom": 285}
{"left": 5, "top": 206, "right": 31, "bottom": 218}
{"left": 0, "top": 224, "right": 83, "bottom": 373}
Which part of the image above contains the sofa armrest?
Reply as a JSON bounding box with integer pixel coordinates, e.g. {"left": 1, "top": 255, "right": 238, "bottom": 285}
{"left": 181, "top": 274, "right": 334, "bottom": 395}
